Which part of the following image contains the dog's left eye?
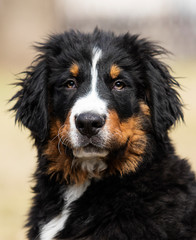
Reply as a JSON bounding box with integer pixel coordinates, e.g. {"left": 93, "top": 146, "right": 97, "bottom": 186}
{"left": 113, "top": 80, "right": 126, "bottom": 90}
{"left": 65, "top": 79, "right": 77, "bottom": 89}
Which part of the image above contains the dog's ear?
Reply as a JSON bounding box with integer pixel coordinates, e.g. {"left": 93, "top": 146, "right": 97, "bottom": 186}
{"left": 123, "top": 34, "right": 183, "bottom": 139}
{"left": 11, "top": 58, "right": 48, "bottom": 141}
{"left": 145, "top": 56, "right": 183, "bottom": 139}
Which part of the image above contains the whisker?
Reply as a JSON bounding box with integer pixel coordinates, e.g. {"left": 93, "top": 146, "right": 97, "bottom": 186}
{"left": 51, "top": 134, "right": 58, "bottom": 142}
{"left": 58, "top": 138, "right": 62, "bottom": 154}
{"left": 51, "top": 124, "right": 65, "bottom": 143}
{"left": 56, "top": 125, "right": 65, "bottom": 155}
{"left": 62, "top": 136, "right": 69, "bottom": 145}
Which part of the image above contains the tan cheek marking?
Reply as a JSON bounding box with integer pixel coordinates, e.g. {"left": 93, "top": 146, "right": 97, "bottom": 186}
{"left": 70, "top": 63, "right": 79, "bottom": 77}
{"left": 44, "top": 113, "right": 71, "bottom": 182}
{"left": 110, "top": 64, "right": 121, "bottom": 79}
{"left": 106, "top": 106, "right": 148, "bottom": 175}
{"left": 106, "top": 110, "right": 141, "bottom": 146}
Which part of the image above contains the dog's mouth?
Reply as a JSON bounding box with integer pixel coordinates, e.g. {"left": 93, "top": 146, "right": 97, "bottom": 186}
{"left": 72, "top": 144, "right": 109, "bottom": 159}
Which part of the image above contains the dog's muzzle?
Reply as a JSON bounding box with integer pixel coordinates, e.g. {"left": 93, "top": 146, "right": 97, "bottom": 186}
{"left": 72, "top": 112, "right": 108, "bottom": 158}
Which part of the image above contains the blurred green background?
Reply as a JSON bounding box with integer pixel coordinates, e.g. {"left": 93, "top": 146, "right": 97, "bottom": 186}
{"left": 0, "top": 0, "right": 196, "bottom": 239}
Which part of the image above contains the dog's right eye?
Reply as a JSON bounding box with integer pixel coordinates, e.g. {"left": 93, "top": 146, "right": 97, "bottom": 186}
{"left": 65, "top": 79, "right": 77, "bottom": 89}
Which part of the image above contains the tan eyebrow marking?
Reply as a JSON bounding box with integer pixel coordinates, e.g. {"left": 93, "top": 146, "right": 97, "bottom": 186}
{"left": 70, "top": 63, "right": 79, "bottom": 77}
{"left": 110, "top": 64, "right": 121, "bottom": 79}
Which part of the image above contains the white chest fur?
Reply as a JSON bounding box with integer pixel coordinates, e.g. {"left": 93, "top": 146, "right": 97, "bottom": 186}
{"left": 40, "top": 181, "right": 90, "bottom": 240}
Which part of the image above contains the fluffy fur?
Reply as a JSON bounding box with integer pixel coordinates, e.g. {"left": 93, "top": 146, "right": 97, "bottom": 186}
{"left": 11, "top": 29, "right": 196, "bottom": 240}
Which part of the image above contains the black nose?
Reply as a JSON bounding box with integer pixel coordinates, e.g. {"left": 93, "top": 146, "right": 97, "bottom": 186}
{"left": 75, "top": 112, "right": 106, "bottom": 138}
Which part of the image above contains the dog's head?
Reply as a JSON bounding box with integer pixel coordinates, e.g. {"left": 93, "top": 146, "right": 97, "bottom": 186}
{"left": 11, "top": 29, "right": 183, "bottom": 183}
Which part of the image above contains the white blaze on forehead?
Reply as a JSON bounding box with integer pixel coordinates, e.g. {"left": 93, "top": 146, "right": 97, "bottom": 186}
{"left": 91, "top": 47, "right": 102, "bottom": 93}
{"left": 71, "top": 47, "right": 107, "bottom": 115}
{"left": 69, "top": 47, "right": 108, "bottom": 147}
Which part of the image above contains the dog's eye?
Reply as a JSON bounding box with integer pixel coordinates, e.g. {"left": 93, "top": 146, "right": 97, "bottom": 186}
{"left": 113, "top": 80, "right": 126, "bottom": 90}
{"left": 65, "top": 79, "right": 77, "bottom": 89}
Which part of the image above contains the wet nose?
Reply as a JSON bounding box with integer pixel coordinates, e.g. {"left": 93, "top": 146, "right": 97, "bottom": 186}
{"left": 75, "top": 112, "right": 106, "bottom": 138}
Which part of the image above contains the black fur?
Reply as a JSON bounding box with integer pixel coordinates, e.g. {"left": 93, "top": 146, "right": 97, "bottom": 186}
{"left": 11, "top": 29, "right": 196, "bottom": 240}
{"left": 11, "top": 59, "right": 49, "bottom": 141}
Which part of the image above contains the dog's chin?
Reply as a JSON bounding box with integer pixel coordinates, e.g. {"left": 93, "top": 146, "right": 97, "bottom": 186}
{"left": 73, "top": 145, "right": 109, "bottom": 159}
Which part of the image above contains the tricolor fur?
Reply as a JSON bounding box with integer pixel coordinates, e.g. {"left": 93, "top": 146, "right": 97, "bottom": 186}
{"left": 11, "top": 29, "right": 196, "bottom": 240}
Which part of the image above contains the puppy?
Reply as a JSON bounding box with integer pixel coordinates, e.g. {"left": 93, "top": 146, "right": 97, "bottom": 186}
{"left": 11, "top": 29, "right": 196, "bottom": 240}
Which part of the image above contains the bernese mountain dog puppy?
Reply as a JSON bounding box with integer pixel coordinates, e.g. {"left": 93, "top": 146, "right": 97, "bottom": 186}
{"left": 11, "top": 29, "right": 196, "bottom": 240}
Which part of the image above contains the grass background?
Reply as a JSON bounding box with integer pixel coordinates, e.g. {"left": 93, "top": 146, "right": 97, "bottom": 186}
{"left": 0, "top": 59, "right": 196, "bottom": 240}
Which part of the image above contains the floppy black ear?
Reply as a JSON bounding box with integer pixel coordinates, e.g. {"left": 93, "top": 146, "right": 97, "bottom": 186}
{"left": 145, "top": 57, "right": 183, "bottom": 139}
{"left": 11, "top": 58, "right": 48, "bottom": 141}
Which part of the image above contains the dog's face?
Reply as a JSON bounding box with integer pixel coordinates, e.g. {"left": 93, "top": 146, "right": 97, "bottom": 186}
{"left": 51, "top": 46, "right": 146, "bottom": 155}
{"left": 11, "top": 29, "right": 183, "bottom": 184}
